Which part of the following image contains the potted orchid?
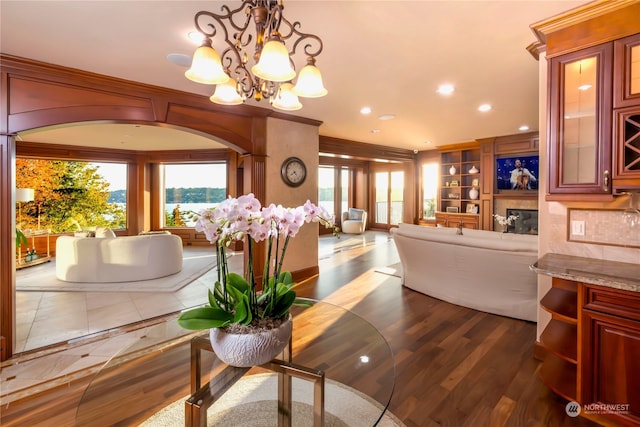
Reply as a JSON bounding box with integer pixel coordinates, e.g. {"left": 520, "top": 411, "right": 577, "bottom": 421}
{"left": 177, "top": 193, "right": 338, "bottom": 366}
{"left": 493, "top": 213, "right": 519, "bottom": 233}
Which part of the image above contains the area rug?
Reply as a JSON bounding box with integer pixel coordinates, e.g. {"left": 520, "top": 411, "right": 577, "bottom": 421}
{"left": 140, "top": 373, "right": 406, "bottom": 427}
{"left": 15, "top": 248, "right": 228, "bottom": 293}
{"left": 374, "top": 262, "right": 403, "bottom": 278}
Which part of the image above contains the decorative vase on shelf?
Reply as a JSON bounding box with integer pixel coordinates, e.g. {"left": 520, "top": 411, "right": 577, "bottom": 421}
{"left": 449, "top": 165, "right": 456, "bottom": 175}
{"left": 209, "top": 315, "right": 293, "bottom": 367}
{"left": 469, "top": 187, "right": 479, "bottom": 200}
{"left": 469, "top": 165, "right": 479, "bottom": 174}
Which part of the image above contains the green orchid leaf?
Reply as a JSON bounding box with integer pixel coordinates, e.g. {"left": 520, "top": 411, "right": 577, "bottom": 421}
{"left": 274, "top": 282, "right": 289, "bottom": 297}
{"left": 272, "top": 290, "right": 296, "bottom": 318}
{"left": 208, "top": 289, "right": 219, "bottom": 309}
{"left": 278, "top": 271, "right": 293, "bottom": 285}
{"left": 226, "top": 272, "right": 250, "bottom": 293}
{"left": 213, "top": 281, "right": 227, "bottom": 304}
{"left": 226, "top": 280, "right": 246, "bottom": 302}
{"left": 233, "top": 296, "right": 253, "bottom": 325}
{"left": 177, "top": 307, "right": 233, "bottom": 330}
{"left": 293, "top": 298, "right": 314, "bottom": 308}
{"left": 256, "top": 293, "right": 268, "bottom": 304}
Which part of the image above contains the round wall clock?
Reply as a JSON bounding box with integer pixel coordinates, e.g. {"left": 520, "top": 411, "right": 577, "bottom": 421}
{"left": 281, "top": 156, "right": 307, "bottom": 187}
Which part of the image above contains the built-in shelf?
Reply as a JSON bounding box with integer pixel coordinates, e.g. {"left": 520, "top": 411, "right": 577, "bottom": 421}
{"left": 540, "top": 287, "right": 578, "bottom": 323}
{"left": 539, "top": 351, "right": 577, "bottom": 401}
{"left": 540, "top": 319, "right": 577, "bottom": 363}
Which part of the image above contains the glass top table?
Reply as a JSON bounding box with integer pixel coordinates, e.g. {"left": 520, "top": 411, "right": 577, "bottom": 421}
{"left": 75, "top": 299, "right": 395, "bottom": 426}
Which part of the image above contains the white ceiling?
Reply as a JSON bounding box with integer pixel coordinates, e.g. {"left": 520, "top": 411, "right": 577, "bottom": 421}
{"left": 1, "top": 0, "right": 590, "bottom": 152}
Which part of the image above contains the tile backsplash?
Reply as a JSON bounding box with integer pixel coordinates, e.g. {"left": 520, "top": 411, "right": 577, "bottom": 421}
{"left": 568, "top": 208, "right": 640, "bottom": 248}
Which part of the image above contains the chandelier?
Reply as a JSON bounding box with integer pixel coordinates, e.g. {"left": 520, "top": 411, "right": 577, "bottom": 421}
{"left": 185, "top": 0, "right": 327, "bottom": 111}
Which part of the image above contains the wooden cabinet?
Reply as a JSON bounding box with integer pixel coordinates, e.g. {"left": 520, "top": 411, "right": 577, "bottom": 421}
{"left": 548, "top": 43, "right": 613, "bottom": 196}
{"left": 539, "top": 278, "right": 640, "bottom": 425}
{"left": 539, "top": 278, "right": 578, "bottom": 401}
{"left": 582, "top": 285, "right": 640, "bottom": 425}
{"left": 613, "top": 33, "right": 640, "bottom": 189}
{"left": 434, "top": 212, "right": 479, "bottom": 230}
{"left": 547, "top": 30, "right": 640, "bottom": 197}
{"left": 613, "top": 33, "right": 640, "bottom": 109}
{"left": 439, "top": 144, "right": 481, "bottom": 221}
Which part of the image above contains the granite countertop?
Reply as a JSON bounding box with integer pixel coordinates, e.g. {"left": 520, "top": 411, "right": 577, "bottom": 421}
{"left": 531, "top": 253, "right": 640, "bottom": 293}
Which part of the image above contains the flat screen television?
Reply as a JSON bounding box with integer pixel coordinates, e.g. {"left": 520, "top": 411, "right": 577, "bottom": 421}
{"left": 496, "top": 155, "right": 539, "bottom": 190}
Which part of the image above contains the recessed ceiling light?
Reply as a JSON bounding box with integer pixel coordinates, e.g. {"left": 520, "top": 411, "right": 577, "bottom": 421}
{"left": 478, "top": 104, "right": 492, "bottom": 112}
{"left": 360, "top": 107, "right": 372, "bottom": 115}
{"left": 519, "top": 125, "right": 530, "bottom": 131}
{"left": 370, "top": 129, "right": 381, "bottom": 134}
{"left": 378, "top": 114, "right": 395, "bottom": 121}
{"left": 578, "top": 84, "right": 592, "bottom": 91}
{"left": 437, "top": 84, "right": 455, "bottom": 95}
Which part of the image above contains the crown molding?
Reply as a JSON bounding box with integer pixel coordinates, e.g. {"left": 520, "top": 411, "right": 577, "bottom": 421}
{"left": 530, "top": 0, "right": 639, "bottom": 45}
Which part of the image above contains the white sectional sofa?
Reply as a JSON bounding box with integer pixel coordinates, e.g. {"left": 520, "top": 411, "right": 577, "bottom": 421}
{"left": 55, "top": 233, "right": 183, "bottom": 282}
{"left": 390, "top": 223, "right": 538, "bottom": 322}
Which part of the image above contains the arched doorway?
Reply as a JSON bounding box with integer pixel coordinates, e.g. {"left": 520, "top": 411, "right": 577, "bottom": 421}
{"left": 0, "top": 55, "right": 269, "bottom": 360}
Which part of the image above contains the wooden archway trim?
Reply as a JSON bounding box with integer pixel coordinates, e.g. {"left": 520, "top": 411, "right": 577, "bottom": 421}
{"left": 0, "top": 54, "right": 325, "bottom": 360}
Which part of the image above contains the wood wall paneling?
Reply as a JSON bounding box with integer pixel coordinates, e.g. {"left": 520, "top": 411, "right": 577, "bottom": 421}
{"left": 320, "top": 135, "right": 414, "bottom": 162}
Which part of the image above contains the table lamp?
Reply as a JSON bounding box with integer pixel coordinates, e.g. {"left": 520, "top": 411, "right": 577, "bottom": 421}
{"left": 16, "top": 188, "right": 35, "bottom": 228}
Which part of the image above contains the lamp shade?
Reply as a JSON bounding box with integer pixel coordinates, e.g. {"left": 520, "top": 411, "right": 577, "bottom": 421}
{"left": 210, "top": 78, "right": 244, "bottom": 105}
{"left": 16, "top": 188, "right": 35, "bottom": 203}
{"left": 271, "top": 83, "right": 302, "bottom": 111}
{"left": 292, "top": 62, "right": 327, "bottom": 98}
{"left": 251, "top": 35, "right": 296, "bottom": 82}
{"left": 185, "top": 39, "right": 230, "bottom": 85}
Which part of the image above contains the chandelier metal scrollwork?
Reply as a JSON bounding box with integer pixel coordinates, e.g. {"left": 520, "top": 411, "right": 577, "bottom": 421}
{"left": 185, "top": 0, "right": 327, "bottom": 111}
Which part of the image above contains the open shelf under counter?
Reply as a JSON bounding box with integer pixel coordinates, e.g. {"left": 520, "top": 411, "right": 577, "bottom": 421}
{"left": 539, "top": 319, "right": 577, "bottom": 363}
{"left": 540, "top": 287, "right": 578, "bottom": 323}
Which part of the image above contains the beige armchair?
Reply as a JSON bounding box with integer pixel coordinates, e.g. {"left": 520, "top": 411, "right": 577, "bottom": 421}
{"left": 341, "top": 208, "right": 367, "bottom": 234}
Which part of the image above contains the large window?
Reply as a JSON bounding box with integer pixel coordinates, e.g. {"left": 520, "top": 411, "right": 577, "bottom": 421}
{"left": 422, "top": 162, "right": 438, "bottom": 220}
{"left": 374, "top": 170, "right": 404, "bottom": 226}
{"left": 15, "top": 159, "right": 127, "bottom": 233}
{"left": 318, "top": 165, "right": 352, "bottom": 229}
{"left": 318, "top": 166, "right": 335, "bottom": 215}
{"left": 161, "top": 163, "right": 227, "bottom": 227}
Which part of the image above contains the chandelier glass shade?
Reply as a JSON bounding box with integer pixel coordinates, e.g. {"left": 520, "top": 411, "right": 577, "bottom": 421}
{"left": 271, "top": 82, "right": 302, "bottom": 111}
{"left": 185, "top": 39, "right": 229, "bottom": 85}
{"left": 184, "top": 0, "right": 327, "bottom": 111}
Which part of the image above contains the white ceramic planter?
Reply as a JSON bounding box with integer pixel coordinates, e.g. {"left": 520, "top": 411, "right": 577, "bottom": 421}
{"left": 209, "top": 316, "right": 293, "bottom": 367}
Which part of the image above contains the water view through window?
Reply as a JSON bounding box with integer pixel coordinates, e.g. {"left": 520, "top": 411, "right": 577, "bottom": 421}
{"left": 161, "top": 163, "right": 227, "bottom": 227}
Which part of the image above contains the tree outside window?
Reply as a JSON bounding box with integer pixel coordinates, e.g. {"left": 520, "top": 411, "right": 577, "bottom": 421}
{"left": 15, "top": 159, "right": 126, "bottom": 233}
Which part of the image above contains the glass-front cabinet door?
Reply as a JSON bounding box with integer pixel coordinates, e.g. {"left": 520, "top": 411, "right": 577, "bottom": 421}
{"left": 548, "top": 43, "right": 613, "bottom": 194}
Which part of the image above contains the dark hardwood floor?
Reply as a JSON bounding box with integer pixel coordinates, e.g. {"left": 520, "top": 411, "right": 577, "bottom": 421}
{"left": 0, "top": 232, "right": 620, "bottom": 426}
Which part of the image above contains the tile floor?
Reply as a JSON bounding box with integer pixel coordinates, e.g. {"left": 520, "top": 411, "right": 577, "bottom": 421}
{"left": 1, "top": 232, "right": 387, "bottom": 404}
{"left": 13, "top": 246, "right": 236, "bottom": 353}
